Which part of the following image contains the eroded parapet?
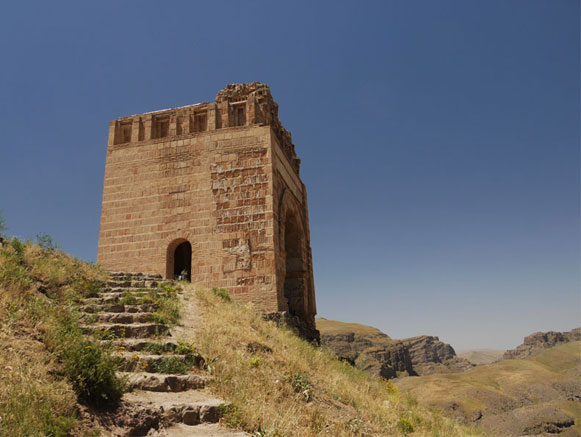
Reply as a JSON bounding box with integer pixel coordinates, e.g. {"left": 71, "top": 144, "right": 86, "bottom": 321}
{"left": 108, "top": 82, "right": 301, "bottom": 174}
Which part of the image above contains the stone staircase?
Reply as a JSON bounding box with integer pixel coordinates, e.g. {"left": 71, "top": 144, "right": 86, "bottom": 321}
{"left": 80, "top": 271, "right": 246, "bottom": 436}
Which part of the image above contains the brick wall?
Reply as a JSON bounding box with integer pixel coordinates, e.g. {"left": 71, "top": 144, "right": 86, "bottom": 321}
{"left": 97, "top": 83, "right": 316, "bottom": 325}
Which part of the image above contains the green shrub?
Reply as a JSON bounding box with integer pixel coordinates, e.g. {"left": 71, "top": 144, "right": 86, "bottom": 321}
{"left": 152, "top": 355, "right": 196, "bottom": 374}
{"left": 35, "top": 233, "right": 58, "bottom": 252}
{"left": 158, "top": 282, "right": 178, "bottom": 297}
{"left": 76, "top": 278, "right": 105, "bottom": 298}
{"left": 249, "top": 356, "right": 261, "bottom": 368}
{"left": 0, "top": 210, "right": 6, "bottom": 237}
{"left": 289, "top": 373, "right": 313, "bottom": 402}
{"left": 175, "top": 341, "right": 196, "bottom": 354}
{"left": 10, "top": 237, "right": 26, "bottom": 262}
{"left": 211, "top": 287, "right": 231, "bottom": 302}
{"left": 61, "top": 338, "right": 125, "bottom": 407}
{"left": 46, "top": 311, "right": 125, "bottom": 407}
{"left": 397, "top": 417, "right": 415, "bottom": 434}
{"left": 141, "top": 340, "right": 196, "bottom": 355}
{"left": 44, "top": 414, "right": 77, "bottom": 437}
{"left": 118, "top": 292, "right": 138, "bottom": 305}
{"left": 152, "top": 296, "right": 180, "bottom": 325}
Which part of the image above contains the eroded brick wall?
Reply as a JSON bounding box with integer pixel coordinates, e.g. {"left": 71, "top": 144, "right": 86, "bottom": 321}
{"left": 97, "top": 83, "right": 316, "bottom": 321}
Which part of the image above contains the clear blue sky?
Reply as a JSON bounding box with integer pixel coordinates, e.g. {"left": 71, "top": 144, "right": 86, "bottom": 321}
{"left": 0, "top": 1, "right": 578, "bottom": 350}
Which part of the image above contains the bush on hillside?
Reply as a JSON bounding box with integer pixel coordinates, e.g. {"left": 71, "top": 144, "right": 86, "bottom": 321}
{"left": 0, "top": 236, "right": 125, "bottom": 435}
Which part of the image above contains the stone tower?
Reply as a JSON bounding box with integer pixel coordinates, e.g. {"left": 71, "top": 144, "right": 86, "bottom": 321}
{"left": 97, "top": 83, "right": 317, "bottom": 331}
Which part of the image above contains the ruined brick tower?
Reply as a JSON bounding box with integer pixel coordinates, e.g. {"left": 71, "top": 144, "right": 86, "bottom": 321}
{"left": 97, "top": 83, "right": 317, "bottom": 330}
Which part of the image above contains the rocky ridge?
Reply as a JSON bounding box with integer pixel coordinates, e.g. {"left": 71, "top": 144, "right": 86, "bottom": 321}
{"left": 317, "top": 318, "right": 473, "bottom": 378}
{"left": 400, "top": 335, "right": 474, "bottom": 375}
{"left": 504, "top": 328, "right": 581, "bottom": 360}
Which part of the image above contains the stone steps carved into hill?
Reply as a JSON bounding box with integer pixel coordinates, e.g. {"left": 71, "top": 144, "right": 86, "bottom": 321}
{"left": 79, "top": 272, "right": 245, "bottom": 436}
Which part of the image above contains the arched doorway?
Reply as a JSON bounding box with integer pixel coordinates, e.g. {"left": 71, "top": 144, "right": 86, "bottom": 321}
{"left": 166, "top": 239, "right": 192, "bottom": 281}
{"left": 283, "top": 213, "right": 306, "bottom": 319}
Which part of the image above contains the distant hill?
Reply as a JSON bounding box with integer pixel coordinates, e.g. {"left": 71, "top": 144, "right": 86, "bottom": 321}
{"left": 458, "top": 349, "right": 505, "bottom": 365}
{"left": 316, "top": 318, "right": 473, "bottom": 377}
{"left": 397, "top": 341, "right": 581, "bottom": 436}
{"left": 504, "top": 328, "right": 581, "bottom": 360}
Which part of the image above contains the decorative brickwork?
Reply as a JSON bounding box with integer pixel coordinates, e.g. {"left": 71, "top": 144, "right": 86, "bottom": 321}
{"left": 97, "top": 83, "right": 317, "bottom": 328}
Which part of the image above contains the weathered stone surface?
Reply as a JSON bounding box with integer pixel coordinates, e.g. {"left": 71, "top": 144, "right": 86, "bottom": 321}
{"left": 79, "top": 274, "right": 241, "bottom": 436}
{"left": 399, "top": 335, "right": 474, "bottom": 375}
{"left": 355, "top": 342, "right": 415, "bottom": 379}
{"left": 504, "top": 328, "right": 581, "bottom": 360}
{"left": 97, "top": 83, "right": 317, "bottom": 331}
{"left": 263, "top": 311, "right": 320, "bottom": 344}
{"left": 122, "top": 372, "right": 207, "bottom": 392}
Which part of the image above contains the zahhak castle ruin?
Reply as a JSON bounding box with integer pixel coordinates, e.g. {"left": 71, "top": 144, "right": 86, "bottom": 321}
{"left": 97, "top": 83, "right": 317, "bottom": 333}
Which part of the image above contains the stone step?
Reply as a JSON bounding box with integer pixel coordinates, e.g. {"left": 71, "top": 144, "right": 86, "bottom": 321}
{"left": 120, "top": 372, "right": 208, "bottom": 392}
{"left": 101, "top": 286, "right": 157, "bottom": 293}
{"left": 82, "top": 312, "right": 154, "bottom": 324}
{"left": 81, "top": 303, "right": 158, "bottom": 314}
{"left": 122, "top": 391, "right": 228, "bottom": 426}
{"left": 114, "top": 352, "right": 204, "bottom": 373}
{"left": 108, "top": 338, "right": 179, "bottom": 352}
{"left": 81, "top": 296, "right": 120, "bottom": 305}
{"left": 106, "top": 280, "right": 160, "bottom": 289}
{"left": 97, "top": 291, "right": 170, "bottom": 300}
{"left": 161, "top": 423, "right": 249, "bottom": 436}
{"left": 108, "top": 271, "right": 163, "bottom": 280}
{"left": 79, "top": 292, "right": 170, "bottom": 306}
{"left": 83, "top": 322, "right": 170, "bottom": 339}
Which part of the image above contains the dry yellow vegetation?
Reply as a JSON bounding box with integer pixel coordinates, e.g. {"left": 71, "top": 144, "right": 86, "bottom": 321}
{"left": 192, "top": 287, "right": 485, "bottom": 436}
{"left": 0, "top": 237, "right": 115, "bottom": 437}
{"left": 396, "top": 343, "right": 581, "bottom": 435}
{"left": 0, "top": 237, "right": 485, "bottom": 436}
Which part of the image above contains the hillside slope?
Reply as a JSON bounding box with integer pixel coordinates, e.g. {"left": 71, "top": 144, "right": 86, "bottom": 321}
{"left": 396, "top": 342, "right": 581, "bottom": 436}
{"left": 191, "top": 291, "right": 484, "bottom": 436}
{"left": 0, "top": 239, "right": 483, "bottom": 436}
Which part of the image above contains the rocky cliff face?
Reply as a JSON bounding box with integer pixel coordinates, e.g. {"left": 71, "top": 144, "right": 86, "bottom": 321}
{"left": 355, "top": 342, "right": 416, "bottom": 379}
{"left": 317, "top": 318, "right": 415, "bottom": 378}
{"left": 400, "top": 336, "right": 473, "bottom": 375}
{"left": 503, "top": 328, "right": 581, "bottom": 360}
{"left": 317, "top": 318, "right": 473, "bottom": 378}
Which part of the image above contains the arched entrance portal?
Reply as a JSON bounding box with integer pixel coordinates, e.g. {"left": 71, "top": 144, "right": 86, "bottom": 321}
{"left": 283, "top": 213, "right": 307, "bottom": 320}
{"left": 166, "top": 239, "right": 192, "bottom": 281}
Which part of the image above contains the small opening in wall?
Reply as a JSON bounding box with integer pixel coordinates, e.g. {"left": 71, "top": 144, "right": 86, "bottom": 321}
{"left": 115, "top": 121, "right": 132, "bottom": 144}
{"left": 167, "top": 239, "right": 192, "bottom": 281}
{"left": 153, "top": 116, "right": 170, "bottom": 139}
{"left": 191, "top": 112, "right": 207, "bottom": 133}
{"left": 231, "top": 103, "right": 246, "bottom": 127}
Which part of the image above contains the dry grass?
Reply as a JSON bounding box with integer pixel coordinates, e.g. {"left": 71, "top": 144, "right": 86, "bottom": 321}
{"left": 193, "top": 287, "right": 484, "bottom": 436}
{"left": 0, "top": 238, "right": 110, "bottom": 436}
{"left": 396, "top": 342, "right": 581, "bottom": 434}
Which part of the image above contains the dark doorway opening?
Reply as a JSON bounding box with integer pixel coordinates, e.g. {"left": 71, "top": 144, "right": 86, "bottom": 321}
{"left": 173, "top": 241, "right": 192, "bottom": 281}
{"left": 284, "top": 214, "right": 306, "bottom": 319}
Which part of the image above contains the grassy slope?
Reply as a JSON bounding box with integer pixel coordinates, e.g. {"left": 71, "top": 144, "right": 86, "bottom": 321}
{"left": 317, "top": 318, "right": 393, "bottom": 342}
{"left": 0, "top": 239, "right": 117, "bottom": 436}
{"left": 396, "top": 342, "right": 581, "bottom": 433}
{"left": 0, "top": 240, "right": 483, "bottom": 436}
{"left": 193, "top": 290, "right": 483, "bottom": 436}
